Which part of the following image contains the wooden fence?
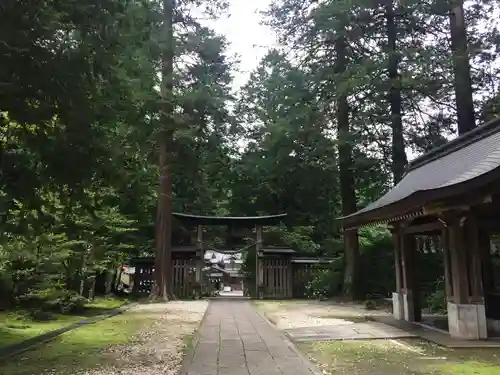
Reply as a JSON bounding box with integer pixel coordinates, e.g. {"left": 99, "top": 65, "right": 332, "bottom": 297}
{"left": 262, "top": 259, "right": 292, "bottom": 298}
{"left": 133, "top": 259, "right": 197, "bottom": 297}
{"left": 292, "top": 263, "right": 316, "bottom": 298}
{"left": 133, "top": 255, "right": 335, "bottom": 299}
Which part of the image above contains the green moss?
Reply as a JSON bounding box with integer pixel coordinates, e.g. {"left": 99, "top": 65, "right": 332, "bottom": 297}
{"left": 299, "top": 339, "right": 500, "bottom": 375}
{"left": 0, "top": 296, "right": 129, "bottom": 347}
{"left": 183, "top": 333, "right": 194, "bottom": 355}
{"left": 0, "top": 310, "right": 151, "bottom": 375}
{"left": 438, "top": 361, "right": 500, "bottom": 375}
{"left": 0, "top": 312, "right": 84, "bottom": 347}
{"left": 86, "top": 296, "right": 129, "bottom": 310}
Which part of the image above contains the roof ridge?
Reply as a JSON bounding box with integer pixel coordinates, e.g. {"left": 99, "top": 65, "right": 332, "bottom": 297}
{"left": 406, "top": 117, "right": 500, "bottom": 173}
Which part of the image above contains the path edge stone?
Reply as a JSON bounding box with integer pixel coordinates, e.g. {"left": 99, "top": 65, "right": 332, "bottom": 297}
{"left": 176, "top": 299, "right": 211, "bottom": 375}
{"left": 253, "top": 304, "right": 323, "bottom": 375}
{"left": 0, "top": 302, "right": 137, "bottom": 363}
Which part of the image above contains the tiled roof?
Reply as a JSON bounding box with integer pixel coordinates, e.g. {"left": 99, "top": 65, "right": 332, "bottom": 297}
{"left": 340, "top": 117, "right": 500, "bottom": 227}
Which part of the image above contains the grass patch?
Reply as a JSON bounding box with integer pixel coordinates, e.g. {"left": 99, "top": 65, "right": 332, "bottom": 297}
{"left": 87, "top": 296, "right": 129, "bottom": 310}
{"left": 0, "top": 309, "right": 151, "bottom": 375}
{"left": 0, "top": 313, "right": 84, "bottom": 347}
{"left": 300, "top": 339, "right": 500, "bottom": 375}
{"left": 182, "top": 333, "right": 195, "bottom": 356}
{"left": 0, "top": 296, "right": 129, "bottom": 347}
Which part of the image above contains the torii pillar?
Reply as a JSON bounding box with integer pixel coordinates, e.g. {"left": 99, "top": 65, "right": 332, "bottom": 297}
{"left": 255, "top": 225, "right": 264, "bottom": 298}
{"left": 195, "top": 224, "right": 204, "bottom": 298}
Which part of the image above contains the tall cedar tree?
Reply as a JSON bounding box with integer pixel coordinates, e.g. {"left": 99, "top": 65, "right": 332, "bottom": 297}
{"left": 152, "top": 0, "right": 175, "bottom": 300}
{"left": 385, "top": 1, "right": 407, "bottom": 183}
{"left": 449, "top": 0, "right": 476, "bottom": 135}
{"left": 334, "top": 30, "right": 361, "bottom": 299}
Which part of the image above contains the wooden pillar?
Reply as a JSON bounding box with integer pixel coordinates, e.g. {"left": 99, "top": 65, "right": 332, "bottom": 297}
{"left": 391, "top": 226, "right": 403, "bottom": 292}
{"left": 443, "top": 212, "right": 487, "bottom": 339}
{"left": 479, "top": 226, "right": 493, "bottom": 295}
{"left": 255, "top": 225, "right": 263, "bottom": 298}
{"left": 467, "top": 217, "right": 484, "bottom": 302}
{"left": 390, "top": 225, "right": 404, "bottom": 320}
{"left": 400, "top": 230, "right": 420, "bottom": 322}
{"left": 448, "top": 217, "right": 471, "bottom": 303}
{"left": 441, "top": 225, "right": 454, "bottom": 302}
{"left": 287, "top": 261, "right": 294, "bottom": 298}
{"left": 196, "top": 225, "right": 203, "bottom": 296}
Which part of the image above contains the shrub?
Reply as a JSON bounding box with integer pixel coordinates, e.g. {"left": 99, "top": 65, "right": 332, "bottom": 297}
{"left": 305, "top": 268, "right": 342, "bottom": 300}
{"left": 364, "top": 299, "right": 377, "bottom": 310}
{"left": 29, "top": 309, "right": 55, "bottom": 321}
{"left": 0, "top": 270, "right": 14, "bottom": 308}
{"left": 426, "top": 289, "right": 447, "bottom": 314}
{"left": 16, "top": 288, "right": 88, "bottom": 314}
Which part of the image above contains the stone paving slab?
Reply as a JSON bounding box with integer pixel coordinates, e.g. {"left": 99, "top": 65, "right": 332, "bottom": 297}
{"left": 182, "top": 300, "right": 315, "bottom": 375}
{"left": 284, "top": 321, "right": 417, "bottom": 342}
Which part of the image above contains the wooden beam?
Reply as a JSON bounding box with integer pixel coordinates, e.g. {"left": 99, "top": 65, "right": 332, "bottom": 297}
{"left": 404, "top": 221, "right": 444, "bottom": 234}
{"left": 423, "top": 194, "right": 493, "bottom": 216}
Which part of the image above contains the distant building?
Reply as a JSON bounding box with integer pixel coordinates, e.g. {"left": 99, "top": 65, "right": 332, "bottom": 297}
{"left": 204, "top": 251, "right": 244, "bottom": 291}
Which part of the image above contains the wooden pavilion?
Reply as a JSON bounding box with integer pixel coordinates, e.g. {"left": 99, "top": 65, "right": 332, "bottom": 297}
{"left": 132, "top": 212, "right": 334, "bottom": 299}
{"left": 340, "top": 118, "right": 500, "bottom": 340}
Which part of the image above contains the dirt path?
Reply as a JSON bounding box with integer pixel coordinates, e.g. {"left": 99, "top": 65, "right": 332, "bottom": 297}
{"left": 254, "top": 300, "right": 390, "bottom": 329}
{"left": 91, "top": 301, "right": 208, "bottom": 375}
{"left": 2, "top": 301, "right": 208, "bottom": 375}
{"left": 255, "top": 300, "right": 500, "bottom": 375}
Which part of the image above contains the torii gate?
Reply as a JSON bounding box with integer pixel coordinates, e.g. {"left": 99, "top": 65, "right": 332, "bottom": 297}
{"left": 172, "top": 212, "right": 288, "bottom": 297}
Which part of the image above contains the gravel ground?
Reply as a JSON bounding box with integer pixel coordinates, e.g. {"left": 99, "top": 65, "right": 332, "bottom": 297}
{"left": 258, "top": 301, "right": 390, "bottom": 330}
{"left": 80, "top": 300, "right": 208, "bottom": 375}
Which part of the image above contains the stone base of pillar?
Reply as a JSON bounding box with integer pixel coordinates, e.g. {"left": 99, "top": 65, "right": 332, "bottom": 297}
{"left": 403, "top": 290, "right": 415, "bottom": 321}
{"left": 392, "top": 292, "right": 404, "bottom": 320}
{"left": 447, "top": 302, "right": 487, "bottom": 340}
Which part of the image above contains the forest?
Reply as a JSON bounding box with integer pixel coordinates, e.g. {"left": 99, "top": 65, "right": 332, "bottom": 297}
{"left": 1, "top": 0, "right": 500, "bottom": 315}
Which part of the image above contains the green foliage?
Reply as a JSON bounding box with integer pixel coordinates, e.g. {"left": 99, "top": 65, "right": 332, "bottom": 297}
{"left": 0, "top": 0, "right": 235, "bottom": 305}
{"left": 264, "top": 225, "right": 321, "bottom": 254}
{"left": 364, "top": 300, "right": 377, "bottom": 310}
{"left": 17, "top": 288, "right": 88, "bottom": 315}
{"left": 2, "top": 0, "right": 499, "bottom": 309}
{"left": 358, "top": 227, "right": 395, "bottom": 298}
{"left": 426, "top": 277, "right": 447, "bottom": 314}
{"left": 304, "top": 267, "right": 343, "bottom": 300}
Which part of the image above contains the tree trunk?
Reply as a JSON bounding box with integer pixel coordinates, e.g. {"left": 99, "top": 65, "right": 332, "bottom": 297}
{"left": 151, "top": 0, "right": 174, "bottom": 300}
{"left": 335, "top": 34, "right": 360, "bottom": 300}
{"left": 449, "top": 0, "right": 476, "bottom": 135}
{"left": 386, "top": 1, "right": 407, "bottom": 184}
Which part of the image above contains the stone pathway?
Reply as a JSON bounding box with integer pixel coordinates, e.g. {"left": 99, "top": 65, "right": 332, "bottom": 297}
{"left": 284, "top": 321, "right": 416, "bottom": 342}
{"left": 182, "top": 300, "right": 316, "bottom": 375}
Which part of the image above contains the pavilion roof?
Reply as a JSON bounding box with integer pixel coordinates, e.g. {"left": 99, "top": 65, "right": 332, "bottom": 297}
{"left": 172, "top": 212, "right": 287, "bottom": 226}
{"left": 340, "top": 117, "right": 500, "bottom": 229}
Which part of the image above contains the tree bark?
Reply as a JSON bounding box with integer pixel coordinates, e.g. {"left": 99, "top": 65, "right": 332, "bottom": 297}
{"left": 151, "top": 0, "right": 174, "bottom": 300}
{"left": 386, "top": 1, "right": 407, "bottom": 184}
{"left": 335, "top": 33, "right": 360, "bottom": 300}
{"left": 449, "top": 0, "right": 476, "bottom": 135}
